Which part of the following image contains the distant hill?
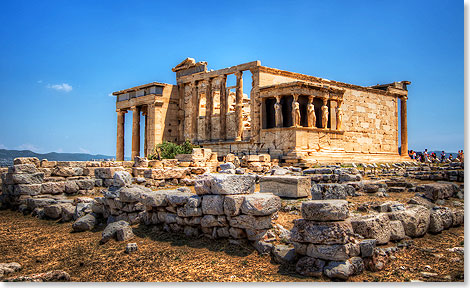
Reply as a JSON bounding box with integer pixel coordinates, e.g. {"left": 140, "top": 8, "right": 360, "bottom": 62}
{"left": 0, "top": 149, "right": 114, "bottom": 167}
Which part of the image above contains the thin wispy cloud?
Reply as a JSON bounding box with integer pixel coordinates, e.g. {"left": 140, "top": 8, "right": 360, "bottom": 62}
{"left": 79, "top": 147, "right": 90, "bottom": 154}
{"left": 47, "top": 83, "right": 73, "bottom": 92}
{"left": 0, "top": 144, "right": 7, "bottom": 149}
{"left": 17, "top": 144, "right": 40, "bottom": 152}
{"left": 37, "top": 80, "right": 43, "bottom": 84}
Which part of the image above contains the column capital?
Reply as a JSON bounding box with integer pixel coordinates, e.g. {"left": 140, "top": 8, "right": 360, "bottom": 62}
{"left": 116, "top": 109, "right": 128, "bottom": 114}
{"left": 401, "top": 96, "right": 408, "bottom": 101}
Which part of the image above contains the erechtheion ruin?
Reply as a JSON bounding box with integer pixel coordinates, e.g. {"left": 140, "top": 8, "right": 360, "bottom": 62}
{"left": 112, "top": 58, "right": 411, "bottom": 164}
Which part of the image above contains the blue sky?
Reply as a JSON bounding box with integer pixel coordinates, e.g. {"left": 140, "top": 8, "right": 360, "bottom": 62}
{"left": 0, "top": 0, "right": 463, "bottom": 156}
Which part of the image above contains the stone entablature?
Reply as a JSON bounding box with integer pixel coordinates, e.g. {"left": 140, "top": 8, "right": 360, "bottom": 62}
{"left": 112, "top": 58, "right": 410, "bottom": 164}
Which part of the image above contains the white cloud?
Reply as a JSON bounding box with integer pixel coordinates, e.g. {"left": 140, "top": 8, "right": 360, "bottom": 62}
{"left": 0, "top": 144, "right": 7, "bottom": 149}
{"left": 47, "top": 83, "right": 73, "bottom": 92}
{"left": 37, "top": 80, "right": 43, "bottom": 84}
{"left": 108, "top": 93, "right": 114, "bottom": 97}
{"left": 79, "top": 147, "right": 90, "bottom": 154}
{"left": 17, "top": 144, "right": 40, "bottom": 152}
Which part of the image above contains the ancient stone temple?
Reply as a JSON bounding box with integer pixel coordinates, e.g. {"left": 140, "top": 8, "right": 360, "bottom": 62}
{"left": 112, "top": 58, "right": 410, "bottom": 164}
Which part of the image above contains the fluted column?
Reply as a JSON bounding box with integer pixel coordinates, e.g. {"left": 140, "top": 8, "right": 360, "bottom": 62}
{"left": 219, "top": 75, "right": 227, "bottom": 140}
{"left": 205, "top": 79, "right": 213, "bottom": 141}
{"left": 116, "top": 110, "right": 126, "bottom": 161}
{"left": 400, "top": 96, "right": 408, "bottom": 156}
{"left": 235, "top": 71, "right": 243, "bottom": 141}
{"left": 191, "top": 81, "right": 198, "bottom": 142}
{"left": 131, "top": 106, "right": 141, "bottom": 160}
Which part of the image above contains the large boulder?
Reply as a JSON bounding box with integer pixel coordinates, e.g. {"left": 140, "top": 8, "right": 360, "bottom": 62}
{"left": 14, "top": 184, "right": 41, "bottom": 196}
{"left": 41, "top": 182, "right": 66, "bottom": 195}
{"left": 259, "top": 176, "right": 311, "bottom": 198}
{"left": 389, "top": 220, "right": 406, "bottom": 241}
{"left": 72, "top": 214, "right": 97, "bottom": 232}
{"left": 351, "top": 213, "right": 391, "bottom": 244}
{"left": 118, "top": 186, "right": 144, "bottom": 203}
{"left": 194, "top": 174, "right": 256, "bottom": 195}
{"left": 290, "top": 219, "right": 354, "bottom": 245}
{"left": 388, "top": 205, "right": 431, "bottom": 237}
{"left": 11, "top": 173, "right": 44, "bottom": 184}
{"left": 240, "top": 193, "right": 281, "bottom": 216}
{"left": 13, "top": 157, "right": 40, "bottom": 167}
{"left": 301, "top": 200, "right": 349, "bottom": 221}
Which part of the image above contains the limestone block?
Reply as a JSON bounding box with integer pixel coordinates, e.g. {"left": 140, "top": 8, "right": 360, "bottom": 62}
{"left": 76, "top": 179, "right": 95, "bottom": 190}
{"left": 40, "top": 160, "right": 57, "bottom": 168}
{"left": 118, "top": 187, "right": 144, "bottom": 203}
{"left": 166, "top": 190, "right": 193, "bottom": 206}
{"left": 416, "top": 183, "right": 458, "bottom": 200}
{"left": 389, "top": 220, "right": 406, "bottom": 241}
{"left": 296, "top": 256, "right": 325, "bottom": 277}
{"left": 290, "top": 219, "right": 354, "bottom": 245}
{"left": 41, "top": 181, "right": 66, "bottom": 195}
{"left": 228, "top": 215, "right": 272, "bottom": 230}
{"left": 202, "top": 195, "right": 225, "bottom": 215}
{"left": 13, "top": 157, "right": 40, "bottom": 167}
{"left": 451, "top": 208, "right": 464, "bottom": 227}
{"left": 43, "top": 204, "right": 63, "bottom": 219}
{"left": 195, "top": 174, "right": 256, "bottom": 195}
{"left": 95, "top": 167, "right": 124, "bottom": 179}
{"left": 259, "top": 176, "right": 311, "bottom": 198}
{"left": 52, "top": 167, "right": 83, "bottom": 177}
{"left": 323, "top": 257, "right": 364, "bottom": 280}
{"left": 8, "top": 164, "right": 38, "bottom": 174}
{"left": 351, "top": 213, "right": 391, "bottom": 244}
{"left": 388, "top": 205, "right": 431, "bottom": 237}
{"left": 311, "top": 183, "right": 351, "bottom": 200}
{"left": 240, "top": 193, "right": 281, "bottom": 216}
{"left": 229, "top": 227, "right": 246, "bottom": 239}
{"left": 306, "top": 243, "right": 360, "bottom": 261}
{"left": 72, "top": 214, "right": 97, "bottom": 232}
{"left": 301, "top": 200, "right": 349, "bottom": 221}
{"left": 11, "top": 173, "right": 44, "bottom": 184}
{"left": 113, "top": 171, "right": 132, "bottom": 187}
{"left": 428, "top": 206, "right": 453, "bottom": 233}
{"left": 13, "top": 184, "right": 41, "bottom": 196}
{"left": 200, "top": 215, "right": 228, "bottom": 227}
{"left": 140, "top": 191, "right": 168, "bottom": 207}
{"left": 64, "top": 181, "right": 79, "bottom": 194}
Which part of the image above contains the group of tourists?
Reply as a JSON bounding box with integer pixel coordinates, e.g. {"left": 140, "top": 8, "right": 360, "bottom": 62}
{"left": 408, "top": 149, "right": 464, "bottom": 163}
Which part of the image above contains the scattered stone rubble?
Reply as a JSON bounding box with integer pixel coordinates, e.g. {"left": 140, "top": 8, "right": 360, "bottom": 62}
{"left": 0, "top": 157, "right": 465, "bottom": 281}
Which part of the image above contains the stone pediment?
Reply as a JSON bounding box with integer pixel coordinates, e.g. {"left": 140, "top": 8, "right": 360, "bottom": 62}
{"left": 172, "top": 57, "right": 207, "bottom": 73}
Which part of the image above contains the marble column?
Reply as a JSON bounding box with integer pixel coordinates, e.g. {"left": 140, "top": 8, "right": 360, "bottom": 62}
{"left": 116, "top": 110, "right": 126, "bottom": 161}
{"left": 191, "top": 81, "right": 198, "bottom": 142}
{"left": 219, "top": 75, "right": 227, "bottom": 140}
{"left": 205, "top": 79, "right": 212, "bottom": 141}
{"left": 131, "top": 106, "right": 141, "bottom": 160}
{"left": 235, "top": 71, "right": 243, "bottom": 141}
{"left": 144, "top": 108, "right": 148, "bottom": 157}
{"left": 400, "top": 96, "right": 408, "bottom": 156}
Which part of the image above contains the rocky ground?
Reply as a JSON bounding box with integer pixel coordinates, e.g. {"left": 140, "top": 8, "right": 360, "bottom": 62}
{"left": 0, "top": 204, "right": 463, "bottom": 282}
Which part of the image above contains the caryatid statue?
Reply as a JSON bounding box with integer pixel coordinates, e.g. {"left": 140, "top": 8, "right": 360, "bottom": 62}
{"left": 274, "top": 96, "right": 283, "bottom": 128}
{"left": 292, "top": 94, "right": 301, "bottom": 127}
{"left": 307, "top": 96, "right": 316, "bottom": 127}
{"left": 321, "top": 99, "right": 329, "bottom": 128}
{"left": 336, "top": 102, "right": 343, "bottom": 130}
